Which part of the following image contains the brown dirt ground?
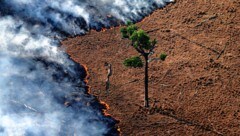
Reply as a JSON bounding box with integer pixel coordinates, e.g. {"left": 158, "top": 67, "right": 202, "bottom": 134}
{"left": 62, "top": 0, "right": 240, "bottom": 135}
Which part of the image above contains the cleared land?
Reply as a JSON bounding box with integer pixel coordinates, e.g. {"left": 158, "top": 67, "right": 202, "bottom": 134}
{"left": 62, "top": 0, "right": 240, "bottom": 135}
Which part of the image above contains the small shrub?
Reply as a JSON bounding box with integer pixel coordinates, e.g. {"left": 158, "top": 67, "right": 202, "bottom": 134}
{"left": 160, "top": 53, "right": 167, "bottom": 61}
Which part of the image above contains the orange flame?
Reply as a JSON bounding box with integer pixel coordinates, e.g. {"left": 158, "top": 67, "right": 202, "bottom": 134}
{"left": 101, "top": 28, "right": 107, "bottom": 32}
{"left": 80, "top": 64, "right": 121, "bottom": 135}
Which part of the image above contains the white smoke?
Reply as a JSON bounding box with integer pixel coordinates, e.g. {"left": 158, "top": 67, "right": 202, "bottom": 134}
{"left": 0, "top": 0, "right": 173, "bottom": 135}
{"left": 2, "top": 0, "right": 173, "bottom": 33}
{"left": 0, "top": 17, "right": 113, "bottom": 135}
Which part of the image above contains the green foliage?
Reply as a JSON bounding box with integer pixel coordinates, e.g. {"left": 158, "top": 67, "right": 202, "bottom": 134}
{"left": 120, "top": 27, "right": 129, "bottom": 38}
{"left": 120, "top": 22, "right": 156, "bottom": 51}
{"left": 160, "top": 53, "right": 167, "bottom": 61}
{"left": 126, "top": 21, "right": 133, "bottom": 26}
{"left": 130, "top": 30, "right": 152, "bottom": 50}
{"left": 123, "top": 56, "right": 143, "bottom": 68}
{"left": 127, "top": 25, "right": 138, "bottom": 36}
{"left": 120, "top": 23, "right": 138, "bottom": 38}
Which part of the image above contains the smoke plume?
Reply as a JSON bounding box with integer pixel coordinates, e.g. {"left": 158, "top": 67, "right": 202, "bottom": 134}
{"left": 0, "top": 0, "right": 173, "bottom": 135}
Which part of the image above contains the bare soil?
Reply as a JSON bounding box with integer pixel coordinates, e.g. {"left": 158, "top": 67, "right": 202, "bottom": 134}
{"left": 62, "top": 0, "right": 240, "bottom": 135}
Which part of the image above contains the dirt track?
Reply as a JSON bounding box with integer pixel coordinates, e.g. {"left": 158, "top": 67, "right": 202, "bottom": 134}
{"left": 62, "top": 0, "right": 240, "bottom": 135}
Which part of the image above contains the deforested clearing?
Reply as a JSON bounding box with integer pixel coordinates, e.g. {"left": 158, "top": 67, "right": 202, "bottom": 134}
{"left": 63, "top": 0, "right": 240, "bottom": 135}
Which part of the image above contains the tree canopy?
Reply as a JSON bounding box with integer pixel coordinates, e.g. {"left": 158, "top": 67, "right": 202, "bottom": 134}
{"left": 120, "top": 22, "right": 157, "bottom": 56}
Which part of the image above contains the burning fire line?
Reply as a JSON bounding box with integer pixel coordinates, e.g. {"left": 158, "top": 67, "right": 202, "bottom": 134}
{"left": 82, "top": 64, "right": 121, "bottom": 123}
{"left": 63, "top": 62, "right": 121, "bottom": 134}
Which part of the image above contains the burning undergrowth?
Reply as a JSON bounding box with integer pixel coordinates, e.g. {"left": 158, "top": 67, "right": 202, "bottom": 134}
{"left": 0, "top": 0, "right": 173, "bottom": 135}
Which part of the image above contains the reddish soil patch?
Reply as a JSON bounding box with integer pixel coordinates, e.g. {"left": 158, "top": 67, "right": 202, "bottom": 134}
{"left": 62, "top": 0, "right": 240, "bottom": 135}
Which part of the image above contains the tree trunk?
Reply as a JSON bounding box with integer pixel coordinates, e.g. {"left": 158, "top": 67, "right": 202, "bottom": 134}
{"left": 144, "top": 54, "right": 149, "bottom": 107}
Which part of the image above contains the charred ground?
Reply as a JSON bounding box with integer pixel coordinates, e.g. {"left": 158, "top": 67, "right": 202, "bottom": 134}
{"left": 62, "top": 0, "right": 240, "bottom": 135}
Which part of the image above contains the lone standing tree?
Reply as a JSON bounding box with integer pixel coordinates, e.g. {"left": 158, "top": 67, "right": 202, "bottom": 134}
{"left": 120, "top": 22, "right": 167, "bottom": 107}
